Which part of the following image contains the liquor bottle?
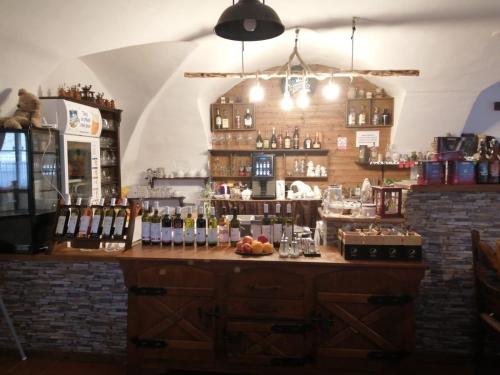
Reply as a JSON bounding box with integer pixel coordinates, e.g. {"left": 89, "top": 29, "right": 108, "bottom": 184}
{"left": 312, "top": 132, "right": 321, "bottom": 149}
{"left": 150, "top": 201, "right": 162, "bottom": 245}
{"left": 261, "top": 203, "right": 272, "bottom": 244}
{"left": 277, "top": 129, "right": 283, "bottom": 149}
{"left": 173, "top": 207, "right": 184, "bottom": 246}
{"left": 102, "top": 198, "right": 116, "bottom": 239}
{"left": 263, "top": 130, "right": 270, "bottom": 149}
{"left": 229, "top": 207, "right": 240, "bottom": 247}
{"left": 55, "top": 194, "right": 71, "bottom": 238}
{"left": 270, "top": 127, "right": 277, "bottom": 149}
{"left": 382, "top": 108, "right": 391, "bottom": 125}
{"left": 272, "top": 203, "right": 283, "bottom": 249}
{"left": 215, "top": 108, "right": 222, "bottom": 129}
{"left": 244, "top": 108, "right": 253, "bottom": 128}
{"left": 66, "top": 197, "right": 82, "bottom": 239}
{"left": 218, "top": 206, "right": 230, "bottom": 245}
{"left": 284, "top": 203, "right": 293, "bottom": 240}
{"left": 358, "top": 106, "right": 367, "bottom": 125}
{"left": 161, "top": 207, "right": 172, "bottom": 246}
{"left": 140, "top": 200, "right": 151, "bottom": 244}
{"left": 113, "top": 198, "right": 129, "bottom": 239}
{"left": 372, "top": 106, "right": 380, "bottom": 125}
{"left": 488, "top": 140, "right": 499, "bottom": 183}
{"left": 234, "top": 111, "right": 241, "bottom": 129}
{"left": 256, "top": 130, "right": 263, "bottom": 149}
{"left": 90, "top": 198, "right": 105, "bottom": 239}
{"left": 303, "top": 133, "right": 312, "bottom": 149}
{"left": 207, "top": 207, "right": 218, "bottom": 247}
{"left": 196, "top": 206, "right": 207, "bottom": 247}
{"left": 184, "top": 207, "right": 195, "bottom": 246}
{"left": 477, "top": 141, "right": 489, "bottom": 184}
{"left": 348, "top": 107, "right": 356, "bottom": 126}
{"left": 221, "top": 110, "right": 229, "bottom": 129}
{"left": 292, "top": 127, "right": 300, "bottom": 149}
{"left": 76, "top": 197, "right": 92, "bottom": 238}
{"left": 284, "top": 130, "right": 292, "bottom": 149}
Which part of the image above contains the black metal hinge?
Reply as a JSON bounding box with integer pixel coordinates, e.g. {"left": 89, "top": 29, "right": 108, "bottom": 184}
{"left": 130, "top": 337, "right": 167, "bottom": 348}
{"left": 368, "top": 294, "right": 413, "bottom": 306}
{"left": 129, "top": 286, "right": 167, "bottom": 296}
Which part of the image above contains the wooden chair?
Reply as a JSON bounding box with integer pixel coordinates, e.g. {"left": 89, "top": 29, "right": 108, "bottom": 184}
{"left": 471, "top": 230, "right": 500, "bottom": 367}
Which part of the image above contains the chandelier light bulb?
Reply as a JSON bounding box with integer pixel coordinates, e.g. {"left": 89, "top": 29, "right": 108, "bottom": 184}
{"left": 281, "top": 91, "right": 294, "bottom": 111}
{"left": 296, "top": 89, "right": 310, "bottom": 109}
{"left": 249, "top": 82, "right": 264, "bottom": 102}
{"left": 323, "top": 80, "right": 340, "bottom": 101}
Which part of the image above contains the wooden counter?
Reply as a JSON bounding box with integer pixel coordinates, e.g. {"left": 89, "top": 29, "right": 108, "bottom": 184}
{"left": 398, "top": 183, "right": 500, "bottom": 193}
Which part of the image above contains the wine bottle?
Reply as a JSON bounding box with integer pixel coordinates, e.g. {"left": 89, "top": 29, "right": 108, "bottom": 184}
{"left": 140, "top": 200, "right": 151, "bottom": 244}
{"left": 66, "top": 197, "right": 82, "bottom": 239}
{"left": 77, "top": 197, "right": 93, "bottom": 238}
{"left": 218, "top": 206, "right": 229, "bottom": 245}
{"left": 277, "top": 129, "right": 283, "bottom": 149}
{"left": 263, "top": 130, "right": 270, "bottom": 149}
{"left": 477, "top": 140, "right": 489, "bottom": 184}
{"left": 184, "top": 207, "right": 195, "bottom": 246}
{"left": 112, "top": 198, "right": 129, "bottom": 239}
{"left": 285, "top": 203, "right": 293, "bottom": 240}
{"left": 271, "top": 127, "right": 277, "bottom": 149}
{"left": 173, "top": 206, "right": 184, "bottom": 246}
{"left": 256, "top": 130, "right": 263, "bottom": 150}
{"left": 372, "top": 106, "right": 380, "bottom": 125}
{"left": 304, "top": 133, "right": 312, "bottom": 149}
{"left": 272, "top": 203, "right": 283, "bottom": 249}
{"left": 488, "top": 140, "right": 499, "bottom": 183}
{"left": 261, "top": 203, "right": 272, "bottom": 244}
{"left": 358, "top": 106, "right": 367, "bottom": 125}
{"left": 55, "top": 194, "right": 71, "bottom": 238}
{"left": 196, "top": 206, "right": 207, "bottom": 247}
{"left": 102, "top": 198, "right": 116, "bottom": 239}
{"left": 229, "top": 207, "right": 240, "bottom": 247}
{"left": 207, "top": 207, "right": 218, "bottom": 247}
{"left": 312, "top": 132, "right": 321, "bottom": 149}
{"left": 161, "top": 207, "right": 172, "bottom": 246}
{"left": 292, "top": 127, "right": 300, "bottom": 149}
{"left": 235, "top": 111, "right": 241, "bottom": 129}
{"left": 215, "top": 108, "right": 222, "bottom": 129}
{"left": 284, "top": 130, "right": 291, "bottom": 149}
{"left": 244, "top": 108, "right": 253, "bottom": 128}
{"left": 222, "top": 110, "right": 229, "bottom": 129}
{"left": 90, "top": 198, "right": 105, "bottom": 239}
{"left": 348, "top": 107, "right": 356, "bottom": 126}
{"left": 150, "top": 201, "right": 162, "bottom": 245}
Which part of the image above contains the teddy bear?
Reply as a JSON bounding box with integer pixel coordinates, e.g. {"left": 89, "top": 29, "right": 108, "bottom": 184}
{"left": 0, "top": 88, "right": 42, "bottom": 129}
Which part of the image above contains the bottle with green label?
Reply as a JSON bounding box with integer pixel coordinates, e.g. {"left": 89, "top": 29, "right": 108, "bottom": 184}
{"left": 141, "top": 200, "right": 151, "bottom": 244}
{"left": 150, "top": 201, "right": 162, "bottom": 245}
{"left": 207, "top": 207, "right": 218, "bottom": 247}
{"left": 66, "top": 197, "right": 82, "bottom": 239}
{"left": 173, "top": 207, "right": 184, "bottom": 246}
{"left": 272, "top": 203, "right": 283, "bottom": 249}
{"left": 90, "top": 198, "right": 105, "bottom": 239}
{"left": 196, "top": 206, "right": 207, "bottom": 247}
{"left": 54, "top": 194, "right": 71, "bottom": 238}
{"left": 102, "top": 198, "right": 116, "bottom": 239}
{"left": 113, "top": 198, "right": 128, "bottom": 239}
{"left": 161, "top": 206, "right": 172, "bottom": 246}
{"left": 184, "top": 207, "right": 195, "bottom": 246}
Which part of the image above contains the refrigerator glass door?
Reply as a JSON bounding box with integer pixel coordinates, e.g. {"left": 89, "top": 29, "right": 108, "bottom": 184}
{"left": 67, "top": 140, "right": 92, "bottom": 198}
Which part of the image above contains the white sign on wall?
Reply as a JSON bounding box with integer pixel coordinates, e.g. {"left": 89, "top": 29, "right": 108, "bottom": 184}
{"left": 356, "top": 130, "right": 380, "bottom": 147}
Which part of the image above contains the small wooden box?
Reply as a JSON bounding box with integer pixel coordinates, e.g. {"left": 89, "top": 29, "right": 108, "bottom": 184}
{"left": 372, "top": 186, "right": 403, "bottom": 218}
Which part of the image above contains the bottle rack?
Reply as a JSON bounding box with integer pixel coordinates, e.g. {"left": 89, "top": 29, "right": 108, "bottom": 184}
{"left": 211, "top": 103, "right": 255, "bottom": 131}
{"left": 49, "top": 200, "right": 141, "bottom": 252}
{"left": 345, "top": 97, "right": 393, "bottom": 128}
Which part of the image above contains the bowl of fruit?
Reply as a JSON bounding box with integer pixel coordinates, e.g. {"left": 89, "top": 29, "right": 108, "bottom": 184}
{"left": 235, "top": 235, "right": 274, "bottom": 256}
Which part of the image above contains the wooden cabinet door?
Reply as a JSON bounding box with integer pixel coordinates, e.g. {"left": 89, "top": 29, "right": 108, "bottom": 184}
{"left": 128, "top": 264, "right": 217, "bottom": 363}
{"left": 314, "top": 269, "right": 419, "bottom": 369}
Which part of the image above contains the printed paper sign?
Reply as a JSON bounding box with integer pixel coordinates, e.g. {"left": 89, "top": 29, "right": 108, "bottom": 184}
{"left": 356, "top": 131, "right": 380, "bottom": 147}
{"left": 337, "top": 136, "right": 347, "bottom": 150}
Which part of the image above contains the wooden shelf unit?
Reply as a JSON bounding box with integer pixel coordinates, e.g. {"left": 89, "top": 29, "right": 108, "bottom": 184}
{"left": 211, "top": 103, "right": 255, "bottom": 131}
{"left": 346, "top": 97, "right": 394, "bottom": 127}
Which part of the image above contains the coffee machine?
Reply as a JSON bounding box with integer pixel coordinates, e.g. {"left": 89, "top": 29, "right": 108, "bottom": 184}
{"left": 251, "top": 153, "right": 276, "bottom": 199}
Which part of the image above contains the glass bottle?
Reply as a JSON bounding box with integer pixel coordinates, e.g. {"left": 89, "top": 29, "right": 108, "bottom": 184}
{"left": 272, "top": 203, "right": 283, "bottom": 249}
{"left": 372, "top": 106, "right": 380, "bottom": 125}
{"left": 382, "top": 108, "right": 391, "bottom": 125}
{"left": 369, "top": 143, "right": 379, "bottom": 163}
{"left": 218, "top": 206, "right": 229, "bottom": 245}
{"left": 488, "top": 140, "right": 499, "bottom": 183}
{"left": 292, "top": 127, "right": 300, "bottom": 149}
{"left": 358, "top": 106, "right": 367, "bottom": 126}
{"left": 256, "top": 130, "right": 263, "bottom": 149}
{"left": 477, "top": 140, "right": 489, "bottom": 184}
{"left": 66, "top": 197, "right": 82, "bottom": 239}
{"left": 244, "top": 108, "right": 253, "bottom": 128}
{"left": 77, "top": 197, "right": 93, "bottom": 238}
{"left": 284, "top": 203, "right": 293, "bottom": 241}
{"left": 303, "top": 133, "right": 312, "bottom": 149}
{"left": 113, "top": 198, "right": 129, "bottom": 240}
{"left": 312, "top": 132, "right": 321, "bottom": 149}
{"left": 90, "top": 198, "right": 105, "bottom": 239}
{"left": 277, "top": 129, "right": 283, "bottom": 149}
{"left": 215, "top": 108, "right": 222, "bottom": 129}
{"left": 221, "top": 110, "right": 229, "bottom": 129}
{"left": 184, "top": 207, "right": 195, "bottom": 246}
{"left": 207, "top": 207, "right": 218, "bottom": 247}
{"left": 161, "top": 206, "right": 172, "bottom": 246}
{"left": 102, "top": 198, "right": 117, "bottom": 240}
{"left": 55, "top": 194, "right": 71, "bottom": 238}
{"left": 196, "top": 205, "right": 207, "bottom": 247}
{"left": 270, "top": 127, "right": 277, "bottom": 149}
{"left": 284, "top": 130, "right": 292, "bottom": 149}
{"left": 263, "top": 130, "right": 270, "bottom": 149}
{"left": 173, "top": 206, "right": 184, "bottom": 246}
{"left": 150, "top": 201, "right": 162, "bottom": 245}
{"left": 229, "top": 207, "right": 240, "bottom": 247}
{"left": 348, "top": 107, "right": 356, "bottom": 126}
{"left": 261, "top": 203, "right": 272, "bottom": 243}
{"left": 234, "top": 111, "right": 241, "bottom": 129}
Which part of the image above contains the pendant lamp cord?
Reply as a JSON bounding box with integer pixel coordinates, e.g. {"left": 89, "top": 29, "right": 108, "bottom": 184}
{"left": 350, "top": 17, "right": 356, "bottom": 71}
{"left": 241, "top": 41, "right": 245, "bottom": 78}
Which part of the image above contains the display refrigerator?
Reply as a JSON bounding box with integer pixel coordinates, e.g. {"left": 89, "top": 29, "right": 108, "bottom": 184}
{"left": 40, "top": 98, "right": 102, "bottom": 200}
{"left": 0, "top": 127, "right": 61, "bottom": 252}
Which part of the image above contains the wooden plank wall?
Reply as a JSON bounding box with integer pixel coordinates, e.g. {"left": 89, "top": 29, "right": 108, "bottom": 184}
{"left": 214, "top": 66, "right": 409, "bottom": 189}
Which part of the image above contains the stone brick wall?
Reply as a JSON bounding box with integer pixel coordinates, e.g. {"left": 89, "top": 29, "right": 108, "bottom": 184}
{"left": 0, "top": 260, "right": 127, "bottom": 354}
{"left": 406, "top": 191, "right": 500, "bottom": 354}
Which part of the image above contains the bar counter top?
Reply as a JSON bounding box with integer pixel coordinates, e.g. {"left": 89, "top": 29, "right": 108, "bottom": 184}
{"left": 0, "top": 243, "right": 427, "bottom": 270}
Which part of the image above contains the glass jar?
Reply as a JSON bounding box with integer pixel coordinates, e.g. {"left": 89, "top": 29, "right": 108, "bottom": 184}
{"left": 323, "top": 185, "right": 343, "bottom": 215}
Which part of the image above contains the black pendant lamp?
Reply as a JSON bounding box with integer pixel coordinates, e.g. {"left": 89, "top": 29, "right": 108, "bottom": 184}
{"left": 214, "top": 0, "right": 285, "bottom": 41}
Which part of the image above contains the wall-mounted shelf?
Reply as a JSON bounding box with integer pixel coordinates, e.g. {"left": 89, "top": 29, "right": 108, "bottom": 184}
{"left": 150, "top": 176, "right": 209, "bottom": 188}
{"left": 346, "top": 97, "right": 393, "bottom": 128}
{"left": 211, "top": 103, "right": 255, "bottom": 131}
{"left": 209, "top": 149, "right": 329, "bottom": 156}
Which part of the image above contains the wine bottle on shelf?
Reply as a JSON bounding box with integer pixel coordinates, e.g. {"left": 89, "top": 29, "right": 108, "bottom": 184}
{"left": 348, "top": 107, "right": 356, "bottom": 126}
{"left": 222, "top": 110, "right": 230, "bottom": 129}
{"left": 261, "top": 203, "right": 272, "bottom": 244}
{"left": 234, "top": 111, "right": 241, "bottom": 129}
{"left": 102, "top": 198, "right": 117, "bottom": 240}
{"left": 207, "top": 207, "right": 218, "bottom": 247}
{"left": 140, "top": 200, "right": 151, "bottom": 244}
{"left": 244, "top": 108, "right": 253, "bottom": 128}
{"left": 55, "top": 194, "right": 71, "bottom": 238}
{"left": 304, "top": 133, "right": 312, "bottom": 149}
{"left": 284, "top": 130, "right": 291, "bottom": 149}
{"left": 292, "top": 127, "right": 300, "bottom": 149}
{"left": 90, "top": 198, "right": 105, "bottom": 239}
{"left": 312, "top": 132, "right": 321, "bottom": 149}
{"left": 272, "top": 203, "right": 283, "bottom": 249}
{"left": 372, "top": 106, "right": 380, "bottom": 125}
{"left": 218, "top": 206, "right": 229, "bottom": 245}
{"left": 184, "top": 207, "right": 195, "bottom": 246}
{"left": 150, "top": 201, "right": 162, "bottom": 245}
{"left": 285, "top": 203, "right": 293, "bottom": 240}
{"left": 256, "top": 130, "right": 263, "bottom": 149}
{"left": 263, "top": 130, "right": 270, "bottom": 149}
{"left": 277, "top": 129, "right": 283, "bottom": 149}
{"left": 358, "top": 106, "right": 367, "bottom": 125}
{"left": 271, "top": 128, "right": 277, "bottom": 149}
{"left": 161, "top": 207, "right": 172, "bottom": 246}
{"left": 229, "top": 207, "right": 240, "bottom": 247}
{"left": 173, "top": 207, "right": 184, "bottom": 246}
{"left": 77, "top": 197, "right": 93, "bottom": 238}
{"left": 66, "top": 197, "right": 82, "bottom": 239}
{"left": 215, "top": 109, "right": 222, "bottom": 129}
{"left": 488, "top": 140, "right": 499, "bottom": 183}
{"left": 196, "top": 206, "right": 207, "bottom": 247}
{"left": 113, "top": 198, "right": 129, "bottom": 240}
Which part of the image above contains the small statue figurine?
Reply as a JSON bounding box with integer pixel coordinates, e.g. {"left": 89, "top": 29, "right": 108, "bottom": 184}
{"left": 95, "top": 92, "right": 104, "bottom": 105}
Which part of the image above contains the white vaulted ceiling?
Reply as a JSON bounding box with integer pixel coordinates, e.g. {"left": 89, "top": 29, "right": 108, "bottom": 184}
{"left": 1, "top": 0, "right": 499, "bottom": 187}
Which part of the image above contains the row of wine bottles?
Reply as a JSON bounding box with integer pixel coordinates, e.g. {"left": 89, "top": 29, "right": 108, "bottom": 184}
{"left": 256, "top": 127, "right": 322, "bottom": 150}
{"left": 54, "top": 196, "right": 129, "bottom": 240}
{"left": 141, "top": 202, "right": 294, "bottom": 248}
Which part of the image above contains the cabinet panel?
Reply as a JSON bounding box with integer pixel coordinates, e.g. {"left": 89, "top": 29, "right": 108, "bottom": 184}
{"left": 135, "top": 264, "right": 215, "bottom": 288}
{"left": 227, "top": 297, "right": 305, "bottom": 320}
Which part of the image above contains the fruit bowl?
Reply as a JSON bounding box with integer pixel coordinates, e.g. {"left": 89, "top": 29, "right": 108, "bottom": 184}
{"left": 235, "top": 247, "right": 274, "bottom": 257}
{"left": 234, "top": 235, "right": 274, "bottom": 256}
